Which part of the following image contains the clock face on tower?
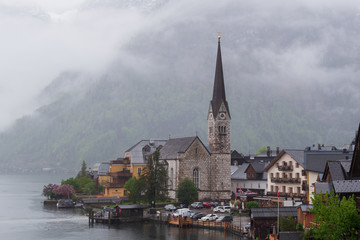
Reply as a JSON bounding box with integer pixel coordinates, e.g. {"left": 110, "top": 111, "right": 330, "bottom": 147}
{"left": 209, "top": 113, "right": 213, "bottom": 119}
{"left": 219, "top": 113, "right": 226, "bottom": 119}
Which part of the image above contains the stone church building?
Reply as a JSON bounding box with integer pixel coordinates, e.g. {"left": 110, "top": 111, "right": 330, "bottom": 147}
{"left": 160, "top": 36, "right": 231, "bottom": 201}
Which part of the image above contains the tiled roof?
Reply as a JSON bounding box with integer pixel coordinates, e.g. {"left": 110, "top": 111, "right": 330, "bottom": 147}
{"left": 125, "top": 140, "right": 167, "bottom": 164}
{"left": 327, "top": 161, "right": 347, "bottom": 180}
{"left": 251, "top": 207, "right": 297, "bottom": 219}
{"left": 98, "top": 163, "right": 110, "bottom": 176}
{"left": 333, "top": 180, "right": 360, "bottom": 193}
{"left": 159, "top": 136, "right": 202, "bottom": 160}
{"left": 231, "top": 165, "right": 239, "bottom": 175}
{"left": 300, "top": 204, "right": 313, "bottom": 212}
{"left": 305, "top": 152, "right": 352, "bottom": 173}
{"left": 315, "top": 182, "right": 333, "bottom": 194}
{"left": 286, "top": 150, "right": 305, "bottom": 167}
{"left": 231, "top": 163, "right": 249, "bottom": 180}
{"left": 250, "top": 160, "right": 269, "bottom": 173}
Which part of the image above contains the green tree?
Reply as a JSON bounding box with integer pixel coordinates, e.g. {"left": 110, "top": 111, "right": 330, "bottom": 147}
{"left": 124, "top": 177, "right": 144, "bottom": 203}
{"left": 310, "top": 192, "right": 360, "bottom": 240}
{"left": 176, "top": 177, "right": 198, "bottom": 206}
{"left": 80, "top": 160, "right": 87, "bottom": 177}
{"left": 255, "top": 146, "right": 266, "bottom": 155}
{"left": 246, "top": 201, "right": 259, "bottom": 209}
{"left": 140, "top": 151, "right": 168, "bottom": 206}
{"left": 280, "top": 216, "right": 297, "bottom": 231}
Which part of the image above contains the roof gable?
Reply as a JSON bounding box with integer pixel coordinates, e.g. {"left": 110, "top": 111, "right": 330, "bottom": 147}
{"left": 263, "top": 149, "right": 304, "bottom": 172}
{"left": 159, "top": 136, "right": 208, "bottom": 160}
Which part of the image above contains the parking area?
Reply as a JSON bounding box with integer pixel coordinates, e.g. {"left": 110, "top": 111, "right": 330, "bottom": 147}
{"left": 161, "top": 206, "right": 250, "bottom": 228}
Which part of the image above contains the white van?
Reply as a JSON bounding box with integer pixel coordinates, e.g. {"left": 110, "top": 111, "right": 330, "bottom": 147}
{"left": 172, "top": 208, "right": 190, "bottom": 218}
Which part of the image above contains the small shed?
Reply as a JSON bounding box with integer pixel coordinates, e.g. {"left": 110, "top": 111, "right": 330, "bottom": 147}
{"left": 113, "top": 205, "right": 148, "bottom": 221}
{"left": 297, "top": 204, "right": 315, "bottom": 228}
{"left": 251, "top": 207, "right": 297, "bottom": 239}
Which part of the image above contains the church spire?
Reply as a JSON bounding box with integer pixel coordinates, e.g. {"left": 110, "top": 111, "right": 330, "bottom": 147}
{"left": 211, "top": 34, "right": 230, "bottom": 118}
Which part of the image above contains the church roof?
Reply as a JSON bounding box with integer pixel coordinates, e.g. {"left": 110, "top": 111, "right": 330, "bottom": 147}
{"left": 211, "top": 37, "right": 230, "bottom": 118}
{"left": 159, "top": 136, "right": 207, "bottom": 160}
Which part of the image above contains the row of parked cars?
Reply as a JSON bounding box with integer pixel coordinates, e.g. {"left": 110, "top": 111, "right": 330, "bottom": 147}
{"left": 190, "top": 201, "right": 220, "bottom": 209}
{"left": 171, "top": 208, "right": 233, "bottom": 223}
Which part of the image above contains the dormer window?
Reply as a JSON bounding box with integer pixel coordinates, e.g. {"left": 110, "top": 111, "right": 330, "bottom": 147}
{"left": 143, "top": 145, "right": 150, "bottom": 152}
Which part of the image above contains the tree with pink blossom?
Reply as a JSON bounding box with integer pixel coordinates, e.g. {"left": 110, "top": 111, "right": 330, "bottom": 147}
{"left": 52, "top": 184, "right": 75, "bottom": 199}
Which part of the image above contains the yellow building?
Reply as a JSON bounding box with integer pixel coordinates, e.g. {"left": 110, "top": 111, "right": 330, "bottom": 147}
{"left": 103, "top": 140, "right": 167, "bottom": 198}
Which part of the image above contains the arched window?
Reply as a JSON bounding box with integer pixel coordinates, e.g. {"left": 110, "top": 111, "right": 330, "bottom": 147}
{"left": 170, "top": 168, "right": 174, "bottom": 189}
{"left": 193, "top": 168, "right": 200, "bottom": 189}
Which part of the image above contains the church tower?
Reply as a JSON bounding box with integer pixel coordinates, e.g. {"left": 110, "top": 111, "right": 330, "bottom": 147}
{"left": 208, "top": 35, "right": 231, "bottom": 200}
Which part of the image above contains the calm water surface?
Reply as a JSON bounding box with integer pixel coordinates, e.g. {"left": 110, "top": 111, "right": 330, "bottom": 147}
{"left": 0, "top": 174, "right": 246, "bottom": 240}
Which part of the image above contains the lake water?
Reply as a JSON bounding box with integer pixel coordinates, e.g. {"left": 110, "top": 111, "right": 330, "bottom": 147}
{"left": 0, "top": 174, "right": 247, "bottom": 240}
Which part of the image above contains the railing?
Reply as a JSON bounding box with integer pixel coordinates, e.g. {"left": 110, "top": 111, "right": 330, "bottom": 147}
{"left": 267, "top": 191, "right": 305, "bottom": 198}
{"left": 278, "top": 165, "right": 293, "bottom": 171}
{"left": 271, "top": 178, "right": 300, "bottom": 183}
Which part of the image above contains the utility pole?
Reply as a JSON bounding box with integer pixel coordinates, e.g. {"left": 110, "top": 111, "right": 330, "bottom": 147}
{"left": 277, "top": 191, "right": 280, "bottom": 236}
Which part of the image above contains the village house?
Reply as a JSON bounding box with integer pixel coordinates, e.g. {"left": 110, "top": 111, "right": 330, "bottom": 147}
{"left": 315, "top": 123, "right": 360, "bottom": 200}
{"left": 263, "top": 149, "right": 307, "bottom": 200}
{"left": 102, "top": 140, "right": 166, "bottom": 198}
{"left": 231, "top": 160, "right": 269, "bottom": 197}
{"left": 263, "top": 145, "right": 353, "bottom": 204}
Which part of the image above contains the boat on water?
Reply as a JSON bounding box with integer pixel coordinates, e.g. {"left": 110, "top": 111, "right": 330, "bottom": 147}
{"left": 57, "top": 199, "right": 75, "bottom": 208}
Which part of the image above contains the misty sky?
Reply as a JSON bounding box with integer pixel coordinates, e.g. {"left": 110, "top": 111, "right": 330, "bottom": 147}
{"left": 1, "top": 0, "right": 359, "bottom": 132}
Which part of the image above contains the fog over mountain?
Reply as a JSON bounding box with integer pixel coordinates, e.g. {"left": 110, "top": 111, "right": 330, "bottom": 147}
{"left": 0, "top": 0, "right": 359, "bottom": 172}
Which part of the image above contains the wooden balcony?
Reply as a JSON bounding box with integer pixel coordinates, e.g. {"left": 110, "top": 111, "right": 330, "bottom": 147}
{"left": 271, "top": 177, "right": 300, "bottom": 184}
{"left": 278, "top": 165, "right": 293, "bottom": 171}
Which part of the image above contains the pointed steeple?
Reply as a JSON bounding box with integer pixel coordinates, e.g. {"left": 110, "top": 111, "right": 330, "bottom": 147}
{"left": 211, "top": 35, "right": 230, "bottom": 118}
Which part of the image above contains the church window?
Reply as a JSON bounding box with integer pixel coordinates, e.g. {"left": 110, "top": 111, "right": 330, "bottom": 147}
{"left": 224, "top": 126, "right": 226, "bottom": 132}
{"left": 193, "top": 168, "right": 200, "bottom": 189}
{"left": 218, "top": 126, "right": 221, "bottom": 132}
{"left": 170, "top": 168, "right": 174, "bottom": 189}
{"left": 195, "top": 148, "right": 198, "bottom": 154}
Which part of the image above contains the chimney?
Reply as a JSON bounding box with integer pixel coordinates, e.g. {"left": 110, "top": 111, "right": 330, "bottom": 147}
{"left": 267, "top": 146, "right": 270, "bottom": 157}
{"left": 318, "top": 144, "right": 321, "bottom": 150}
{"left": 276, "top": 147, "right": 280, "bottom": 155}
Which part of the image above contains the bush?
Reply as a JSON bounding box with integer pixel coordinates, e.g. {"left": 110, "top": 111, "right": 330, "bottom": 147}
{"left": 296, "top": 223, "right": 304, "bottom": 232}
{"left": 246, "top": 201, "right": 259, "bottom": 209}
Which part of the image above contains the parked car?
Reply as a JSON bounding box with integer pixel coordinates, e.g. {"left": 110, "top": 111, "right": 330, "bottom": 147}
{"left": 190, "top": 202, "right": 203, "bottom": 209}
{"left": 200, "top": 214, "right": 218, "bottom": 221}
{"left": 213, "top": 206, "right": 231, "bottom": 213}
{"left": 210, "top": 202, "right": 219, "bottom": 207}
{"left": 202, "top": 202, "right": 212, "bottom": 208}
{"left": 172, "top": 208, "right": 190, "bottom": 218}
{"left": 192, "top": 213, "right": 206, "bottom": 220}
{"left": 216, "top": 215, "right": 233, "bottom": 223}
{"left": 164, "top": 204, "right": 176, "bottom": 211}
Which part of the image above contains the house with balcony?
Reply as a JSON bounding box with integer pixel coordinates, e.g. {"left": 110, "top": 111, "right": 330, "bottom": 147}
{"left": 263, "top": 150, "right": 307, "bottom": 200}
{"left": 231, "top": 160, "right": 269, "bottom": 197}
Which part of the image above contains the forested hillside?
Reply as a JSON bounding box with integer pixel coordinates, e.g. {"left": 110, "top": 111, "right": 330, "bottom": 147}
{"left": 0, "top": 0, "right": 359, "bottom": 173}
